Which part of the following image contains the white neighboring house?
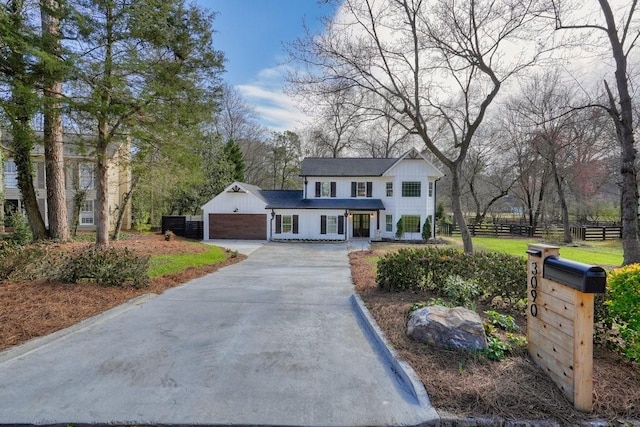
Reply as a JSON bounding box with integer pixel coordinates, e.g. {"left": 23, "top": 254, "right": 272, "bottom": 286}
{"left": 202, "top": 148, "right": 444, "bottom": 241}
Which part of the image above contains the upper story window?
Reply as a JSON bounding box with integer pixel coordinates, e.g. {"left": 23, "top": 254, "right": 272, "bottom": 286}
{"left": 79, "top": 163, "right": 94, "bottom": 190}
{"left": 386, "top": 182, "right": 393, "bottom": 197}
{"left": 4, "top": 160, "right": 17, "bottom": 188}
{"left": 315, "top": 181, "right": 336, "bottom": 198}
{"left": 401, "top": 181, "right": 421, "bottom": 197}
{"left": 428, "top": 182, "right": 434, "bottom": 197}
{"left": 351, "top": 181, "right": 372, "bottom": 198}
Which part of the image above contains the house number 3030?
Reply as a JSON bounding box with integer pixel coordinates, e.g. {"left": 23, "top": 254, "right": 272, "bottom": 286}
{"left": 530, "top": 261, "right": 538, "bottom": 317}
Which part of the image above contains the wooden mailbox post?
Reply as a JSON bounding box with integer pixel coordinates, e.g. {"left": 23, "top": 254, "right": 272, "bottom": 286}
{"left": 526, "top": 244, "right": 606, "bottom": 411}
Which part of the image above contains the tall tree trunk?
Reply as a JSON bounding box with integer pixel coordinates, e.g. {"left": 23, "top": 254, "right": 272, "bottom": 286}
{"left": 95, "top": 127, "right": 110, "bottom": 248}
{"left": 111, "top": 176, "right": 137, "bottom": 241}
{"left": 7, "top": 0, "right": 48, "bottom": 241}
{"left": 451, "top": 166, "right": 473, "bottom": 253}
{"left": 0, "top": 147, "right": 4, "bottom": 234}
{"left": 41, "top": 0, "right": 69, "bottom": 241}
{"left": 551, "top": 161, "right": 572, "bottom": 243}
{"left": 599, "top": 0, "right": 640, "bottom": 265}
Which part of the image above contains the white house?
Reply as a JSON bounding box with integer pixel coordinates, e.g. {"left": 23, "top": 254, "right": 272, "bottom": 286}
{"left": 202, "top": 148, "right": 444, "bottom": 241}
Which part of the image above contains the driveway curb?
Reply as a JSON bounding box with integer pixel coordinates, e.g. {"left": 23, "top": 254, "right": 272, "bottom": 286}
{"left": 349, "top": 293, "right": 440, "bottom": 425}
{"left": 0, "top": 293, "right": 157, "bottom": 364}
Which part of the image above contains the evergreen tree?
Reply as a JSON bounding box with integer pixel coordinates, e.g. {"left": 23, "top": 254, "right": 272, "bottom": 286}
{"left": 223, "top": 139, "right": 245, "bottom": 182}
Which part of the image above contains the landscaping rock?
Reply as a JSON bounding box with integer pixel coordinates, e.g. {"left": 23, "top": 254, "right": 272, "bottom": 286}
{"left": 407, "top": 305, "right": 487, "bottom": 350}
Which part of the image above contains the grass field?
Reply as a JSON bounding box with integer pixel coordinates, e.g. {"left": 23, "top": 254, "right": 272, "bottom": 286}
{"left": 148, "top": 244, "right": 228, "bottom": 277}
{"left": 447, "top": 236, "right": 623, "bottom": 267}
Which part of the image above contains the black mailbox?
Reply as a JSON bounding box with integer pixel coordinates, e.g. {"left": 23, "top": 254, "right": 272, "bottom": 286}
{"left": 543, "top": 256, "right": 606, "bottom": 294}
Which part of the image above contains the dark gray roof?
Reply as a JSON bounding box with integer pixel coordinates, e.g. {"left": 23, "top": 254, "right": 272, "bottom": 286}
{"left": 260, "top": 190, "right": 384, "bottom": 210}
{"left": 300, "top": 157, "right": 397, "bottom": 177}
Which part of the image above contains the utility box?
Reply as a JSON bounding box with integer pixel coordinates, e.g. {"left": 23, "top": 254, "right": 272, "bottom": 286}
{"left": 526, "top": 244, "right": 607, "bottom": 412}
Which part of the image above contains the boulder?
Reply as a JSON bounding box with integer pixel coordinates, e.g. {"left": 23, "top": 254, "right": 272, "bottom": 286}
{"left": 407, "top": 305, "right": 487, "bottom": 350}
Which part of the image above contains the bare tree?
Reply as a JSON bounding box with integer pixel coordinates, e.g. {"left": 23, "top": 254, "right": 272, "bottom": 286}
{"left": 289, "top": 0, "right": 552, "bottom": 253}
{"left": 552, "top": 0, "right": 640, "bottom": 264}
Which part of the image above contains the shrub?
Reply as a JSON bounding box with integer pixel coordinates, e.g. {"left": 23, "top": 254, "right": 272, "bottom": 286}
{"left": 7, "top": 211, "right": 32, "bottom": 245}
{"left": 442, "top": 275, "right": 480, "bottom": 308}
{"left": 606, "top": 264, "right": 640, "bottom": 363}
{"left": 376, "top": 247, "right": 527, "bottom": 306}
{"left": 0, "top": 242, "right": 65, "bottom": 281}
{"left": 395, "top": 218, "right": 404, "bottom": 239}
{"left": 485, "top": 310, "right": 519, "bottom": 332}
{"left": 58, "top": 246, "right": 150, "bottom": 288}
{"left": 422, "top": 217, "right": 431, "bottom": 240}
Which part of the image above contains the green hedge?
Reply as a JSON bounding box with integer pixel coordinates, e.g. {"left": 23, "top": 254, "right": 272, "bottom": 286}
{"left": 605, "top": 264, "right": 640, "bottom": 363}
{"left": 376, "top": 247, "right": 526, "bottom": 302}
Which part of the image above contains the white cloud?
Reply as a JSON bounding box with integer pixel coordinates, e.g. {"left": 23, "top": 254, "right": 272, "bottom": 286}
{"left": 236, "top": 65, "right": 311, "bottom": 132}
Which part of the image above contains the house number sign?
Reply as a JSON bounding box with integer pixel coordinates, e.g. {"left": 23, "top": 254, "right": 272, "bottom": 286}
{"left": 529, "top": 261, "right": 538, "bottom": 317}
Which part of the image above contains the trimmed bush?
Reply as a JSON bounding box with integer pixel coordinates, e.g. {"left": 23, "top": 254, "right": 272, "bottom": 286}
{"left": 606, "top": 264, "right": 640, "bottom": 363}
{"left": 376, "top": 247, "right": 526, "bottom": 304}
{"left": 0, "top": 242, "right": 65, "bottom": 281}
{"left": 58, "top": 246, "right": 150, "bottom": 288}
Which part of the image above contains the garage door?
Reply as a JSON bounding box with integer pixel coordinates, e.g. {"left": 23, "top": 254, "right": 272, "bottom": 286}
{"left": 209, "top": 214, "right": 267, "bottom": 239}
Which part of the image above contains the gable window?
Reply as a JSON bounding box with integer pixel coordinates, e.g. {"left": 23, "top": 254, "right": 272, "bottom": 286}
{"left": 320, "top": 215, "right": 345, "bottom": 235}
{"left": 79, "top": 200, "right": 94, "bottom": 225}
{"left": 385, "top": 215, "right": 393, "bottom": 232}
{"left": 386, "top": 182, "right": 393, "bottom": 197}
{"left": 428, "top": 182, "right": 434, "bottom": 197}
{"left": 401, "top": 215, "right": 421, "bottom": 233}
{"left": 275, "top": 214, "right": 299, "bottom": 234}
{"left": 4, "top": 160, "right": 17, "bottom": 188}
{"left": 402, "top": 181, "right": 421, "bottom": 197}
{"left": 315, "top": 181, "right": 336, "bottom": 197}
{"left": 79, "top": 163, "right": 94, "bottom": 190}
{"left": 351, "top": 181, "right": 373, "bottom": 198}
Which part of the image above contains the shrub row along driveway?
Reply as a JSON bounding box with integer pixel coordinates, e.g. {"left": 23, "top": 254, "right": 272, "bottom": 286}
{"left": 0, "top": 242, "right": 436, "bottom": 426}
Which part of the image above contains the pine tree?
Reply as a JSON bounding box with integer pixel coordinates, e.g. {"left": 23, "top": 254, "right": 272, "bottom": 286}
{"left": 223, "top": 140, "right": 245, "bottom": 182}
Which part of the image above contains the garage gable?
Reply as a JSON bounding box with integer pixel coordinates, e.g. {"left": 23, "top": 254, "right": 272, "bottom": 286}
{"left": 202, "top": 182, "right": 268, "bottom": 214}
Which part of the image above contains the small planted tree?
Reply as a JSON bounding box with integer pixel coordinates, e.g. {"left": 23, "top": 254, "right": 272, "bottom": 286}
{"left": 395, "top": 217, "right": 404, "bottom": 240}
{"left": 422, "top": 217, "right": 432, "bottom": 241}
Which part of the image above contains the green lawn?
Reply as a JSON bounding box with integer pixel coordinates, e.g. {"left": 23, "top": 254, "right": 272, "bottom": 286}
{"left": 447, "top": 237, "right": 623, "bottom": 267}
{"left": 148, "top": 244, "right": 228, "bottom": 278}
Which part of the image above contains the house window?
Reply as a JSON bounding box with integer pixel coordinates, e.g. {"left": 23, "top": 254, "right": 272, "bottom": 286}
{"left": 351, "top": 181, "right": 372, "bottom": 198}
{"left": 402, "top": 215, "right": 421, "bottom": 233}
{"left": 385, "top": 215, "right": 393, "bottom": 232}
{"left": 282, "top": 215, "right": 292, "bottom": 233}
{"left": 315, "top": 181, "right": 336, "bottom": 197}
{"left": 80, "top": 200, "right": 94, "bottom": 225}
{"left": 386, "top": 182, "right": 393, "bottom": 197}
{"left": 4, "top": 160, "right": 17, "bottom": 188}
{"left": 428, "top": 182, "right": 433, "bottom": 197}
{"left": 320, "top": 215, "right": 344, "bottom": 235}
{"left": 79, "top": 163, "right": 94, "bottom": 190}
{"left": 402, "top": 181, "right": 421, "bottom": 197}
{"left": 275, "top": 214, "right": 299, "bottom": 234}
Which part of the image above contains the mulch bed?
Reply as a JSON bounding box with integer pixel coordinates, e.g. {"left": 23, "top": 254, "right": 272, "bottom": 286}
{"left": 350, "top": 250, "right": 640, "bottom": 424}
{"left": 0, "top": 233, "right": 245, "bottom": 352}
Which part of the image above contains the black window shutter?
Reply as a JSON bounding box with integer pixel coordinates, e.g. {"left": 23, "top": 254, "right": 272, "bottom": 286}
{"left": 275, "top": 215, "right": 282, "bottom": 234}
{"left": 315, "top": 182, "right": 321, "bottom": 197}
{"left": 320, "top": 215, "right": 327, "bottom": 234}
{"left": 366, "top": 182, "right": 373, "bottom": 197}
{"left": 351, "top": 182, "right": 357, "bottom": 197}
{"left": 338, "top": 215, "right": 344, "bottom": 234}
{"left": 330, "top": 182, "right": 336, "bottom": 197}
{"left": 293, "top": 215, "right": 299, "bottom": 234}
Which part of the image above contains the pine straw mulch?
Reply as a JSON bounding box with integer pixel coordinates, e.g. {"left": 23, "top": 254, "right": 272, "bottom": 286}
{"left": 350, "top": 250, "right": 640, "bottom": 425}
{"left": 0, "top": 233, "right": 245, "bottom": 352}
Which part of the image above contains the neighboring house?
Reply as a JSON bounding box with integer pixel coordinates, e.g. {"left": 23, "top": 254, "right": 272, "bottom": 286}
{"left": 1, "top": 130, "right": 132, "bottom": 232}
{"left": 202, "top": 148, "right": 444, "bottom": 241}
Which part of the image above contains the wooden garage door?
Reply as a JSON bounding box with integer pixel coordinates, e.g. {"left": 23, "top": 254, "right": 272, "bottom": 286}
{"left": 209, "top": 214, "right": 267, "bottom": 239}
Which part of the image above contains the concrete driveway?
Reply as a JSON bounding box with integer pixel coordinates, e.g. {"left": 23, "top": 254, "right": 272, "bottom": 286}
{"left": 0, "top": 242, "right": 437, "bottom": 426}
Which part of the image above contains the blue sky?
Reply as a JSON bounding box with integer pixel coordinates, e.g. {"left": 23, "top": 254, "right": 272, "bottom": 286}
{"left": 197, "top": 1, "right": 338, "bottom": 131}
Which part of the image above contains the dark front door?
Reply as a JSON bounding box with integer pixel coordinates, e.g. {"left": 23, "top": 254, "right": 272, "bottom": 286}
{"left": 352, "top": 214, "right": 370, "bottom": 238}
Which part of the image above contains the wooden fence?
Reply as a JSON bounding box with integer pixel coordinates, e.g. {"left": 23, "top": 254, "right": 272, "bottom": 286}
{"left": 161, "top": 215, "right": 203, "bottom": 240}
{"left": 438, "top": 223, "right": 622, "bottom": 241}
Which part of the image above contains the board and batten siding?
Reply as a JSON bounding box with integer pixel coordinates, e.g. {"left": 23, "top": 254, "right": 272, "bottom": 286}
{"left": 271, "top": 209, "right": 348, "bottom": 240}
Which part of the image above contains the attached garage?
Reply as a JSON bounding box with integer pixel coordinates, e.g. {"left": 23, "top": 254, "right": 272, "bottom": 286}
{"left": 208, "top": 213, "right": 267, "bottom": 240}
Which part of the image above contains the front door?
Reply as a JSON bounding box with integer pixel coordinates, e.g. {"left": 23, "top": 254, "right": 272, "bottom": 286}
{"left": 352, "top": 214, "right": 370, "bottom": 238}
